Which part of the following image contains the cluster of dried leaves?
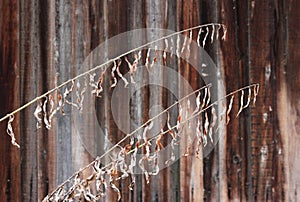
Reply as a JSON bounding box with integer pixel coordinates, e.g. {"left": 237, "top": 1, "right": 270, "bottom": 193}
{"left": 4, "top": 23, "right": 227, "bottom": 149}
{"left": 0, "top": 23, "right": 260, "bottom": 201}
{"left": 43, "top": 83, "right": 259, "bottom": 201}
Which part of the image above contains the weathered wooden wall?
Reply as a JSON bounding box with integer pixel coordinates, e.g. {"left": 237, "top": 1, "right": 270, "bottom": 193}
{"left": 0, "top": 0, "right": 299, "bottom": 201}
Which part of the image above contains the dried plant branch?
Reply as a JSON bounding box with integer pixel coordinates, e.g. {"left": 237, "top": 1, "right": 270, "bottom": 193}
{"left": 44, "top": 83, "right": 259, "bottom": 201}
{"left": 0, "top": 23, "right": 226, "bottom": 123}
{"left": 1, "top": 23, "right": 227, "bottom": 148}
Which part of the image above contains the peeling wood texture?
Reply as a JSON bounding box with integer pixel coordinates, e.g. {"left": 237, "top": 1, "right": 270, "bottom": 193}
{"left": 0, "top": 0, "right": 300, "bottom": 201}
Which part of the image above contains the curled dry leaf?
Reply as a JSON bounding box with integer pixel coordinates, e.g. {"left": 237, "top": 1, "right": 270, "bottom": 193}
{"left": 202, "top": 27, "right": 209, "bottom": 47}
{"left": 170, "top": 37, "right": 174, "bottom": 59}
{"left": 6, "top": 115, "right": 20, "bottom": 148}
{"left": 216, "top": 24, "right": 222, "bottom": 40}
{"left": 163, "top": 39, "right": 168, "bottom": 63}
{"left": 116, "top": 59, "right": 129, "bottom": 87}
{"left": 176, "top": 102, "right": 183, "bottom": 131}
{"left": 128, "top": 144, "right": 138, "bottom": 190}
{"left": 48, "top": 95, "right": 57, "bottom": 128}
{"left": 64, "top": 80, "right": 82, "bottom": 109}
{"left": 34, "top": 101, "right": 43, "bottom": 129}
{"left": 111, "top": 61, "right": 118, "bottom": 88}
{"left": 90, "top": 71, "right": 105, "bottom": 97}
{"left": 63, "top": 80, "right": 75, "bottom": 101}
{"left": 236, "top": 90, "right": 244, "bottom": 117}
{"left": 76, "top": 79, "right": 87, "bottom": 110}
{"left": 185, "top": 30, "right": 193, "bottom": 59}
{"left": 211, "top": 24, "right": 215, "bottom": 43}
{"left": 244, "top": 87, "right": 251, "bottom": 109}
{"left": 226, "top": 95, "right": 234, "bottom": 125}
{"left": 253, "top": 84, "right": 259, "bottom": 106}
{"left": 204, "top": 111, "right": 213, "bottom": 142}
{"left": 180, "top": 32, "right": 188, "bottom": 54}
{"left": 195, "top": 119, "right": 202, "bottom": 158}
{"left": 176, "top": 35, "right": 180, "bottom": 57}
{"left": 150, "top": 45, "right": 158, "bottom": 70}
{"left": 110, "top": 180, "right": 121, "bottom": 201}
{"left": 197, "top": 28, "right": 203, "bottom": 47}
{"left": 43, "top": 97, "right": 51, "bottom": 129}
{"left": 206, "top": 86, "right": 211, "bottom": 106}
{"left": 125, "top": 56, "right": 136, "bottom": 84}
{"left": 195, "top": 90, "right": 201, "bottom": 113}
{"left": 57, "top": 91, "right": 65, "bottom": 115}
{"left": 145, "top": 48, "right": 151, "bottom": 71}
{"left": 201, "top": 87, "right": 208, "bottom": 110}
{"left": 210, "top": 107, "right": 217, "bottom": 129}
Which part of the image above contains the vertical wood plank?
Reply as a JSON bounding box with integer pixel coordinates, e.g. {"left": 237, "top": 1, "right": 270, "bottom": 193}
{"left": 279, "top": 0, "right": 300, "bottom": 201}
{"left": 249, "top": 1, "right": 279, "bottom": 201}
{"left": 0, "top": 0, "right": 20, "bottom": 201}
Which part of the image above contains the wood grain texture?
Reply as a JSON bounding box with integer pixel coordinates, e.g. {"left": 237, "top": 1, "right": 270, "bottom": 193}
{"left": 0, "top": 0, "right": 20, "bottom": 201}
{"left": 0, "top": 0, "right": 299, "bottom": 201}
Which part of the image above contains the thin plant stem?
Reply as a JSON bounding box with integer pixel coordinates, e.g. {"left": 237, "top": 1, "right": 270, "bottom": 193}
{"left": 0, "top": 23, "right": 225, "bottom": 123}
{"left": 47, "top": 83, "right": 258, "bottom": 198}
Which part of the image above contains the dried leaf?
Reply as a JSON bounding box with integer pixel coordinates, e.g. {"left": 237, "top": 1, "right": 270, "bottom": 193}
{"left": 6, "top": 115, "right": 20, "bottom": 148}
{"left": 236, "top": 90, "right": 244, "bottom": 117}
{"left": 116, "top": 59, "right": 129, "bottom": 87}
{"left": 148, "top": 152, "right": 159, "bottom": 176}
{"left": 111, "top": 61, "right": 118, "bottom": 88}
{"left": 150, "top": 45, "right": 158, "bottom": 69}
{"left": 244, "top": 87, "right": 251, "bottom": 109}
{"left": 176, "top": 35, "right": 180, "bottom": 56}
{"left": 145, "top": 48, "right": 151, "bottom": 72}
{"left": 226, "top": 95, "right": 234, "bottom": 125}
{"left": 155, "top": 133, "right": 164, "bottom": 151}
{"left": 167, "top": 112, "right": 176, "bottom": 139}
{"left": 195, "top": 119, "right": 202, "bottom": 158}
{"left": 203, "top": 111, "right": 209, "bottom": 145}
{"left": 76, "top": 79, "right": 87, "bottom": 110}
{"left": 176, "top": 102, "right": 184, "bottom": 133}
{"left": 90, "top": 71, "right": 105, "bottom": 96}
{"left": 110, "top": 180, "right": 121, "bottom": 201}
{"left": 48, "top": 95, "right": 58, "bottom": 128}
{"left": 138, "top": 157, "right": 150, "bottom": 184}
{"left": 64, "top": 80, "right": 80, "bottom": 109}
{"left": 202, "top": 27, "right": 209, "bottom": 47}
{"left": 163, "top": 39, "right": 168, "bottom": 63}
{"left": 34, "top": 101, "right": 43, "bottom": 129}
{"left": 253, "top": 84, "right": 259, "bottom": 106}
{"left": 63, "top": 80, "right": 75, "bottom": 101}
{"left": 125, "top": 56, "right": 136, "bottom": 84}
{"left": 170, "top": 37, "right": 174, "bottom": 58}
{"left": 184, "top": 30, "right": 193, "bottom": 59}
{"left": 222, "top": 25, "right": 227, "bottom": 40}
{"left": 195, "top": 91, "right": 201, "bottom": 113}
{"left": 57, "top": 91, "right": 65, "bottom": 115}
{"left": 197, "top": 28, "right": 203, "bottom": 47}
{"left": 165, "top": 139, "right": 176, "bottom": 165}
{"left": 201, "top": 87, "right": 208, "bottom": 109}
{"left": 210, "top": 107, "right": 217, "bottom": 129}
{"left": 206, "top": 87, "right": 211, "bottom": 106}
{"left": 43, "top": 97, "right": 51, "bottom": 129}
{"left": 211, "top": 24, "right": 215, "bottom": 43}
{"left": 216, "top": 24, "right": 222, "bottom": 40}
{"left": 180, "top": 33, "right": 188, "bottom": 54}
{"left": 128, "top": 141, "right": 138, "bottom": 190}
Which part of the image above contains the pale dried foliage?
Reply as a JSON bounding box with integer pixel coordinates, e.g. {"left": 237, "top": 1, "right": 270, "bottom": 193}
{"left": 0, "top": 23, "right": 259, "bottom": 201}
{"left": 43, "top": 83, "right": 258, "bottom": 201}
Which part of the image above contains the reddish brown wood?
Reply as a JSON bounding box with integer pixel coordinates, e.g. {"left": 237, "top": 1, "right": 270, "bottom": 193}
{"left": 0, "top": 0, "right": 20, "bottom": 201}
{"left": 1, "top": 0, "right": 299, "bottom": 201}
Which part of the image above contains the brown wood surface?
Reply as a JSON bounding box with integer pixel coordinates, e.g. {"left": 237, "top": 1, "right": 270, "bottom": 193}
{"left": 0, "top": 0, "right": 299, "bottom": 201}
